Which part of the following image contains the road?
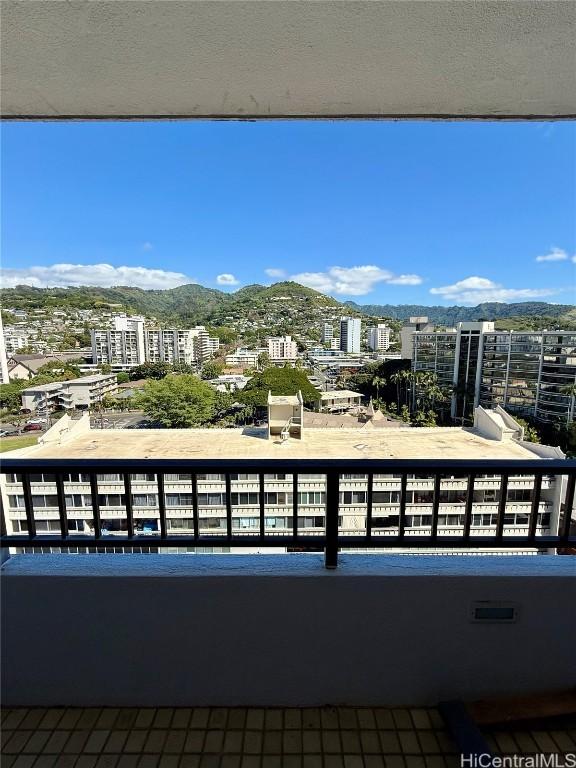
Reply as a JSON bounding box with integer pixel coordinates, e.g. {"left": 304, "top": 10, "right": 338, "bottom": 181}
{"left": 90, "top": 411, "right": 146, "bottom": 430}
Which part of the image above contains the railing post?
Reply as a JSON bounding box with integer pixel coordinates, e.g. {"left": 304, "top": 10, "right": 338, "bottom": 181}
{"left": 325, "top": 470, "right": 339, "bottom": 569}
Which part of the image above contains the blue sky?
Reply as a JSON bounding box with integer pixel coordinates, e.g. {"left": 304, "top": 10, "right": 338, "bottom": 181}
{"left": 1, "top": 120, "right": 575, "bottom": 306}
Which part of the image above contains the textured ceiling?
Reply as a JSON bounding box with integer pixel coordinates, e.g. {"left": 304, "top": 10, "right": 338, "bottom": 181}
{"left": 2, "top": 0, "right": 575, "bottom": 119}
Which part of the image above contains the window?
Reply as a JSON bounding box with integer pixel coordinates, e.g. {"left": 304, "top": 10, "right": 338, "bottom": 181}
{"left": 165, "top": 474, "right": 193, "bottom": 481}
{"left": 97, "top": 494, "right": 126, "bottom": 507}
{"left": 231, "top": 518, "right": 259, "bottom": 529}
{"left": 373, "top": 491, "right": 400, "bottom": 504}
{"left": 167, "top": 519, "right": 195, "bottom": 530}
{"left": 230, "top": 474, "right": 258, "bottom": 481}
{"left": 340, "top": 491, "right": 367, "bottom": 505}
{"left": 298, "top": 516, "right": 325, "bottom": 528}
{"left": 230, "top": 492, "right": 259, "bottom": 506}
{"left": 132, "top": 494, "right": 157, "bottom": 507}
{"left": 298, "top": 491, "right": 326, "bottom": 505}
{"left": 166, "top": 493, "right": 195, "bottom": 506}
{"left": 264, "top": 492, "right": 293, "bottom": 505}
{"left": 198, "top": 493, "right": 225, "bottom": 506}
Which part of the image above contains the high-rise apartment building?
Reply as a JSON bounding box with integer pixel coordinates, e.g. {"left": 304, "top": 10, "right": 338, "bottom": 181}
{"left": 91, "top": 317, "right": 219, "bottom": 369}
{"left": 366, "top": 324, "right": 391, "bottom": 352}
{"left": 340, "top": 317, "right": 361, "bottom": 353}
{"left": 322, "top": 322, "right": 333, "bottom": 344}
{"left": 412, "top": 324, "right": 576, "bottom": 425}
{"left": 400, "top": 316, "right": 435, "bottom": 359}
{"left": 268, "top": 335, "right": 298, "bottom": 362}
{"left": 91, "top": 315, "right": 146, "bottom": 368}
{"left": 0, "top": 314, "right": 9, "bottom": 384}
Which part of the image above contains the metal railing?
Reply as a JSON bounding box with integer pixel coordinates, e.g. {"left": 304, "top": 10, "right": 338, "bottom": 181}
{"left": 1, "top": 458, "right": 575, "bottom": 568}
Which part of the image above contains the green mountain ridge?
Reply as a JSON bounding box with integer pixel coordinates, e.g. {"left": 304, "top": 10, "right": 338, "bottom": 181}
{"left": 1, "top": 282, "right": 574, "bottom": 329}
{"left": 346, "top": 300, "right": 576, "bottom": 328}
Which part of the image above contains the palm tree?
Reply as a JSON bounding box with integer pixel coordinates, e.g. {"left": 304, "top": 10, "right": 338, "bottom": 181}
{"left": 372, "top": 376, "right": 386, "bottom": 402}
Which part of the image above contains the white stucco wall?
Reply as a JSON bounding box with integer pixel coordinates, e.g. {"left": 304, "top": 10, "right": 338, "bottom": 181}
{"left": 2, "top": 1, "right": 575, "bottom": 119}
{"left": 2, "top": 554, "right": 575, "bottom": 707}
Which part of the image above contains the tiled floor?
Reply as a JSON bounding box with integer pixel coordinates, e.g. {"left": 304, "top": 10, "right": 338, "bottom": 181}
{"left": 1, "top": 707, "right": 575, "bottom": 768}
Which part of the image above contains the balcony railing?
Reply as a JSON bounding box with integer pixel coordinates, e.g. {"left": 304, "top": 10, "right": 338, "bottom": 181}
{"left": 1, "top": 458, "right": 575, "bottom": 568}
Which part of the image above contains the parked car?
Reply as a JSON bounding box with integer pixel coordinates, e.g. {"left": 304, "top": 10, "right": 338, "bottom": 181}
{"left": 27, "top": 417, "right": 47, "bottom": 425}
{"left": 0, "top": 429, "right": 18, "bottom": 438}
{"left": 23, "top": 423, "right": 44, "bottom": 432}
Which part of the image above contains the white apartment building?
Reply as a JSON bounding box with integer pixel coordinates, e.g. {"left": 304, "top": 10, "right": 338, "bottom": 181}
{"left": 92, "top": 316, "right": 219, "bottom": 368}
{"left": 0, "top": 405, "right": 565, "bottom": 555}
{"left": 225, "top": 347, "right": 267, "bottom": 368}
{"left": 340, "top": 317, "right": 361, "bottom": 353}
{"left": 0, "top": 313, "right": 9, "bottom": 384}
{"left": 268, "top": 335, "right": 298, "bottom": 363}
{"left": 367, "top": 324, "right": 391, "bottom": 352}
{"left": 322, "top": 322, "right": 334, "bottom": 343}
{"left": 401, "top": 316, "right": 434, "bottom": 360}
{"left": 412, "top": 324, "right": 576, "bottom": 425}
{"left": 20, "top": 374, "right": 118, "bottom": 413}
{"left": 91, "top": 315, "right": 146, "bottom": 367}
{"left": 4, "top": 330, "right": 30, "bottom": 354}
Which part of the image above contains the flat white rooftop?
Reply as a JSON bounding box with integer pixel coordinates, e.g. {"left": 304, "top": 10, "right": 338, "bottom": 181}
{"left": 319, "top": 390, "right": 362, "bottom": 400}
{"left": 20, "top": 426, "right": 540, "bottom": 460}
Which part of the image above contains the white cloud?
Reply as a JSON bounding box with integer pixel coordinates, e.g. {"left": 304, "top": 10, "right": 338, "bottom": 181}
{"left": 216, "top": 273, "right": 240, "bottom": 286}
{"left": 387, "top": 274, "right": 423, "bottom": 286}
{"left": 535, "top": 247, "right": 570, "bottom": 262}
{"left": 142, "top": 242, "right": 154, "bottom": 251}
{"left": 0, "top": 263, "right": 195, "bottom": 290}
{"left": 430, "top": 276, "right": 558, "bottom": 304}
{"left": 265, "top": 268, "right": 287, "bottom": 278}
{"left": 572, "top": 255, "right": 576, "bottom": 264}
{"left": 289, "top": 265, "right": 423, "bottom": 296}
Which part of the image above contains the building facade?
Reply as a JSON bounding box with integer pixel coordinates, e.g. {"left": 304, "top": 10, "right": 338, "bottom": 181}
{"left": 412, "top": 324, "right": 576, "bottom": 425}
{"left": 92, "top": 316, "right": 218, "bottom": 368}
{"left": 0, "top": 313, "right": 9, "bottom": 384}
{"left": 340, "top": 317, "right": 361, "bottom": 353}
{"left": 322, "top": 322, "right": 334, "bottom": 344}
{"left": 367, "top": 324, "right": 391, "bottom": 352}
{"left": 0, "top": 406, "right": 565, "bottom": 555}
{"left": 400, "top": 316, "right": 434, "bottom": 360}
{"left": 267, "top": 335, "right": 298, "bottom": 363}
{"left": 21, "top": 374, "right": 118, "bottom": 413}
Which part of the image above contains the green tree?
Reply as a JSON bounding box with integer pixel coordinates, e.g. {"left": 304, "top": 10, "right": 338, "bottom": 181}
{"left": 208, "top": 326, "right": 237, "bottom": 345}
{"left": 201, "top": 361, "right": 224, "bottom": 380}
{"left": 257, "top": 352, "right": 271, "bottom": 371}
{"left": 411, "top": 409, "right": 437, "bottom": 427}
{"left": 514, "top": 417, "right": 541, "bottom": 444}
{"left": 372, "top": 376, "right": 386, "bottom": 401}
{"left": 116, "top": 372, "right": 130, "bottom": 384}
{"left": 98, "top": 363, "right": 113, "bottom": 374}
{"left": 129, "top": 362, "right": 170, "bottom": 381}
{"left": 33, "top": 361, "right": 82, "bottom": 384}
{"left": 239, "top": 366, "right": 319, "bottom": 408}
{"left": 134, "top": 375, "right": 217, "bottom": 427}
{"left": 0, "top": 380, "right": 28, "bottom": 412}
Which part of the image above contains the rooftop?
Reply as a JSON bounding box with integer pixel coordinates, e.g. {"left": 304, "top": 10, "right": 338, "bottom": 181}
{"left": 319, "top": 390, "right": 362, "bottom": 401}
{"left": 20, "top": 424, "right": 541, "bottom": 461}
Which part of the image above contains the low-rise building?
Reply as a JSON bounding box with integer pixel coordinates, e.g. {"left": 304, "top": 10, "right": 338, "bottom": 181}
{"left": 20, "top": 374, "right": 118, "bottom": 413}
{"left": 0, "top": 405, "right": 566, "bottom": 555}
{"left": 225, "top": 347, "right": 267, "bottom": 368}
{"left": 316, "top": 390, "right": 363, "bottom": 412}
